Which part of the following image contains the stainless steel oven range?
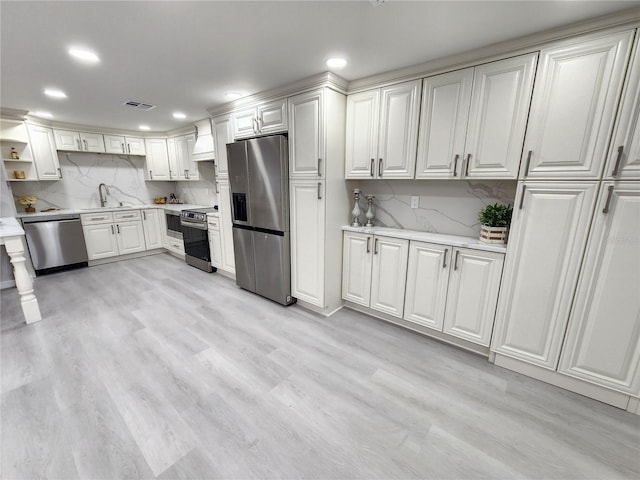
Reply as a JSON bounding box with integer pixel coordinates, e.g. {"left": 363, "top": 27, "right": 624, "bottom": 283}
{"left": 180, "top": 207, "right": 218, "bottom": 272}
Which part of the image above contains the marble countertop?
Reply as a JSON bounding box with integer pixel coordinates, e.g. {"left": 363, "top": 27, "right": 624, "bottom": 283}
{"left": 14, "top": 203, "right": 211, "bottom": 219}
{"left": 342, "top": 225, "right": 507, "bottom": 254}
{"left": 0, "top": 217, "right": 25, "bottom": 238}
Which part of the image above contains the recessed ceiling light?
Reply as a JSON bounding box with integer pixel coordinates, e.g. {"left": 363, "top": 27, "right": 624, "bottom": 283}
{"left": 225, "top": 92, "right": 242, "bottom": 100}
{"left": 326, "top": 57, "right": 348, "bottom": 69}
{"left": 44, "top": 88, "right": 67, "bottom": 99}
{"left": 32, "top": 111, "right": 53, "bottom": 118}
{"left": 173, "top": 112, "right": 186, "bottom": 119}
{"left": 139, "top": 125, "right": 151, "bottom": 131}
{"left": 68, "top": 47, "right": 100, "bottom": 63}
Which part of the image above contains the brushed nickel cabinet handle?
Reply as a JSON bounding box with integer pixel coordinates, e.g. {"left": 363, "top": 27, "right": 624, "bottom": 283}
{"left": 454, "top": 250, "right": 460, "bottom": 270}
{"left": 370, "top": 158, "right": 375, "bottom": 177}
{"left": 317, "top": 182, "right": 322, "bottom": 200}
{"left": 519, "top": 185, "right": 527, "bottom": 209}
{"left": 76, "top": 138, "right": 82, "bottom": 150}
{"left": 611, "top": 145, "right": 624, "bottom": 177}
{"left": 318, "top": 158, "right": 322, "bottom": 177}
{"left": 366, "top": 237, "right": 370, "bottom": 253}
{"left": 443, "top": 249, "right": 448, "bottom": 268}
{"left": 149, "top": 170, "right": 153, "bottom": 180}
{"left": 602, "top": 185, "right": 614, "bottom": 214}
{"left": 524, "top": 150, "right": 533, "bottom": 177}
{"left": 121, "top": 143, "right": 125, "bottom": 153}
{"left": 121, "top": 214, "right": 134, "bottom": 218}
{"left": 57, "top": 167, "right": 62, "bottom": 178}
{"left": 453, "top": 154, "right": 459, "bottom": 177}
{"left": 258, "top": 116, "right": 263, "bottom": 132}
{"left": 378, "top": 158, "right": 383, "bottom": 177}
{"left": 116, "top": 224, "right": 120, "bottom": 234}
{"left": 83, "top": 139, "right": 88, "bottom": 150}
{"left": 142, "top": 211, "right": 146, "bottom": 220}
{"left": 127, "top": 143, "right": 131, "bottom": 154}
{"left": 465, "top": 154, "right": 471, "bottom": 176}
{"left": 374, "top": 238, "right": 379, "bottom": 254}
{"left": 110, "top": 225, "right": 115, "bottom": 234}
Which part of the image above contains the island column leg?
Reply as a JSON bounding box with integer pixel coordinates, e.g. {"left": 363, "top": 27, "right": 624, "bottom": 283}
{"left": 4, "top": 236, "right": 41, "bottom": 324}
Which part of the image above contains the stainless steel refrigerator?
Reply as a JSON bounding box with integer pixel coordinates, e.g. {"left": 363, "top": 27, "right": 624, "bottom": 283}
{"left": 227, "top": 135, "right": 295, "bottom": 305}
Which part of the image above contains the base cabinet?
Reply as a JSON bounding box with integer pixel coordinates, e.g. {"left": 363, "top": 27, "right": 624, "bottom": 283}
{"left": 81, "top": 210, "right": 147, "bottom": 261}
{"left": 207, "top": 215, "right": 222, "bottom": 269}
{"left": 217, "top": 180, "right": 235, "bottom": 275}
{"left": 83, "top": 223, "right": 119, "bottom": 260}
{"left": 141, "top": 209, "right": 162, "bottom": 250}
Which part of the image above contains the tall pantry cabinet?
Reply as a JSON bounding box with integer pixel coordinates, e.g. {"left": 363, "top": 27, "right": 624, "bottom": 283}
{"left": 491, "top": 28, "right": 640, "bottom": 402}
{"left": 288, "top": 87, "right": 349, "bottom": 313}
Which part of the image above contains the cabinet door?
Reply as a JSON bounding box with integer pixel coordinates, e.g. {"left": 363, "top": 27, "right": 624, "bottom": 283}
{"left": 79, "top": 132, "right": 105, "bottom": 153}
{"left": 290, "top": 180, "right": 325, "bottom": 307}
{"left": 184, "top": 134, "right": 199, "bottom": 180}
{"left": 83, "top": 224, "right": 118, "bottom": 260}
{"left": 166, "top": 137, "right": 179, "bottom": 180}
{"left": 464, "top": 54, "right": 538, "bottom": 179}
{"left": 104, "top": 135, "right": 126, "bottom": 154}
{"left": 27, "top": 125, "right": 60, "bottom": 180}
{"left": 345, "top": 89, "right": 379, "bottom": 178}
{"left": 377, "top": 80, "right": 421, "bottom": 179}
{"left": 443, "top": 248, "right": 504, "bottom": 346}
{"left": 559, "top": 182, "right": 640, "bottom": 395}
{"left": 416, "top": 69, "right": 473, "bottom": 179}
{"left": 492, "top": 182, "right": 599, "bottom": 369}
{"left": 144, "top": 138, "right": 171, "bottom": 181}
{"left": 125, "top": 137, "right": 146, "bottom": 156}
{"left": 522, "top": 30, "right": 634, "bottom": 179}
{"left": 370, "top": 236, "right": 409, "bottom": 318}
{"left": 217, "top": 181, "right": 236, "bottom": 274}
{"left": 116, "top": 221, "right": 146, "bottom": 255}
{"left": 142, "top": 209, "right": 162, "bottom": 249}
{"left": 174, "top": 135, "right": 189, "bottom": 180}
{"left": 288, "top": 90, "right": 324, "bottom": 178}
{"left": 208, "top": 229, "right": 222, "bottom": 268}
{"left": 233, "top": 108, "right": 257, "bottom": 139}
{"left": 342, "top": 231, "right": 372, "bottom": 307}
{"left": 605, "top": 38, "right": 640, "bottom": 180}
{"left": 53, "top": 130, "right": 81, "bottom": 151}
{"left": 257, "top": 98, "right": 287, "bottom": 134}
{"left": 213, "top": 114, "right": 233, "bottom": 178}
{"left": 403, "top": 241, "right": 450, "bottom": 330}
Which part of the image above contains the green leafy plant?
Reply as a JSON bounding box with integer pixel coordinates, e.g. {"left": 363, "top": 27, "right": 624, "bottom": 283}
{"left": 478, "top": 203, "right": 513, "bottom": 228}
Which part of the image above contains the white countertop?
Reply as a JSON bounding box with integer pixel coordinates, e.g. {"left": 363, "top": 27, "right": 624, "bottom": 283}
{"left": 342, "top": 225, "right": 507, "bottom": 254}
{"left": 15, "top": 203, "right": 211, "bottom": 219}
{"left": 0, "top": 217, "right": 25, "bottom": 238}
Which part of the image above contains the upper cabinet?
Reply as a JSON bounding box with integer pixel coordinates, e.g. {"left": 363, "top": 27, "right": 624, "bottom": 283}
{"left": 345, "top": 79, "right": 421, "bottom": 179}
{"left": 53, "top": 129, "right": 106, "bottom": 153}
{"left": 521, "top": 30, "right": 635, "bottom": 180}
{"left": 103, "top": 135, "right": 146, "bottom": 156}
{"left": 144, "top": 138, "right": 171, "bottom": 181}
{"left": 168, "top": 133, "right": 199, "bottom": 181}
{"left": 604, "top": 34, "right": 640, "bottom": 180}
{"left": 27, "top": 124, "right": 61, "bottom": 180}
{"left": 212, "top": 113, "right": 233, "bottom": 179}
{"left": 416, "top": 53, "right": 537, "bottom": 179}
{"left": 288, "top": 89, "right": 325, "bottom": 178}
{"left": 232, "top": 97, "right": 287, "bottom": 139}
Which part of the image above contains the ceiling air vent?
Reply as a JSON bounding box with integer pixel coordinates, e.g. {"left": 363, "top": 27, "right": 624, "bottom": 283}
{"left": 122, "top": 100, "right": 156, "bottom": 111}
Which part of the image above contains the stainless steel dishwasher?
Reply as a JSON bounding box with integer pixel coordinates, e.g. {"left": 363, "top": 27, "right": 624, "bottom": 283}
{"left": 22, "top": 214, "right": 88, "bottom": 275}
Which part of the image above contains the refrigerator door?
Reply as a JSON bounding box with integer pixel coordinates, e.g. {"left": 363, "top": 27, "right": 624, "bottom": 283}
{"left": 232, "top": 226, "right": 256, "bottom": 293}
{"left": 227, "top": 141, "right": 251, "bottom": 226}
{"left": 247, "top": 136, "right": 289, "bottom": 232}
{"left": 253, "top": 230, "right": 293, "bottom": 305}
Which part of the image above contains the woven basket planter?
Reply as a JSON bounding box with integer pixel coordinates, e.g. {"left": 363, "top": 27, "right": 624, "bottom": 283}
{"left": 479, "top": 225, "right": 508, "bottom": 244}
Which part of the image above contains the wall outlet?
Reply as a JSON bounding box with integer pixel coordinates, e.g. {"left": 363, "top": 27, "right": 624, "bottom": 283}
{"left": 411, "top": 196, "right": 420, "bottom": 209}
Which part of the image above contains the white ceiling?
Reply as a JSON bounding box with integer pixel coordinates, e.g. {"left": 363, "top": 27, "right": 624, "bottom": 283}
{"left": 1, "top": 1, "right": 638, "bottom": 133}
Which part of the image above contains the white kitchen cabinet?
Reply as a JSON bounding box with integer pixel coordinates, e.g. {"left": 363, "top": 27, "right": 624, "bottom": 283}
{"left": 491, "top": 181, "right": 599, "bottom": 369}
{"left": 416, "top": 53, "right": 537, "bottom": 179}
{"left": 104, "top": 135, "right": 146, "bottom": 155}
{"left": 288, "top": 90, "right": 325, "bottom": 178}
{"left": 233, "top": 97, "right": 287, "bottom": 139}
{"left": 217, "top": 180, "right": 235, "bottom": 275}
{"left": 212, "top": 113, "right": 233, "bottom": 178}
{"left": 114, "top": 220, "right": 146, "bottom": 255}
{"left": 81, "top": 210, "right": 145, "bottom": 260}
{"left": 53, "top": 129, "right": 105, "bottom": 153}
{"left": 144, "top": 138, "right": 171, "bottom": 181}
{"left": 521, "top": 30, "right": 634, "bottom": 180}
{"left": 141, "top": 208, "right": 162, "bottom": 250}
{"left": 442, "top": 248, "right": 504, "bottom": 346}
{"left": 342, "top": 231, "right": 409, "bottom": 318}
{"left": 604, "top": 36, "right": 640, "bottom": 180}
{"left": 26, "top": 124, "right": 61, "bottom": 180}
{"left": 207, "top": 216, "right": 222, "bottom": 269}
{"left": 345, "top": 80, "right": 421, "bottom": 179}
{"left": 559, "top": 182, "right": 640, "bottom": 395}
{"left": 168, "top": 134, "right": 199, "bottom": 181}
{"left": 83, "top": 223, "right": 119, "bottom": 260}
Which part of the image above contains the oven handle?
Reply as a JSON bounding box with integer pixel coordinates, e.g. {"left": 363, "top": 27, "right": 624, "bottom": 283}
{"left": 180, "top": 219, "right": 208, "bottom": 230}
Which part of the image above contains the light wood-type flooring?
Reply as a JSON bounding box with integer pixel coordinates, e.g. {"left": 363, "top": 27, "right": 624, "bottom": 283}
{"left": 2, "top": 253, "right": 639, "bottom": 479}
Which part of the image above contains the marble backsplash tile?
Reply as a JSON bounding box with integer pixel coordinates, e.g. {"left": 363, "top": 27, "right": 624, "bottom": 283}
{"left": 9, "top": 152, "right": 217, "bottom": 212}
{"left": 347, "top": 179, "right": 517, "bottom": 238}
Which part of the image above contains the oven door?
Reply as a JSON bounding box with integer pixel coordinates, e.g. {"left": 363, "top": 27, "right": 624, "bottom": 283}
{"left": 166, "top": 211, "right": 183, "bottom": 239}
{"left": 181, "top": 221, "right": 210, "bottom": 262}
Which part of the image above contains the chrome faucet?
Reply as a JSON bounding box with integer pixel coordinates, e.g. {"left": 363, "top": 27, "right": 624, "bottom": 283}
{"left": 98, "top": 183, "right": 109, "bottom": 207}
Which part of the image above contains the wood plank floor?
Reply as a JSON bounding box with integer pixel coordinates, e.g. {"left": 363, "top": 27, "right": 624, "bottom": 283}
{"left": 2, "top": 253, "right": 639, "bottom": 479}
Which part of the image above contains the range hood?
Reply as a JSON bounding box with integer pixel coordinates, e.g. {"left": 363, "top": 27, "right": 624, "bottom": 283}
{"left": 192, "top": 118, "right": 215, "bottom": 161}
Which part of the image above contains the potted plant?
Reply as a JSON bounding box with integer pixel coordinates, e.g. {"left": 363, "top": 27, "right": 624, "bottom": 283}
{"left": 18, "top": 195, "right": 37, "bottom": 213}
{"left": 478, "top": 203, "right": 513, "bottom": 244}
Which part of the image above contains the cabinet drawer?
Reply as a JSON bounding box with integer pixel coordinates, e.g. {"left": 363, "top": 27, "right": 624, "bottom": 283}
{"left": 81, "top": 212, "right": 114, "bottom": 225}
{"left": 113, "top": 210, "right": 141, "bottom": 222}
{"left": 207, "top": 216, "right": 220, "bottom": 230}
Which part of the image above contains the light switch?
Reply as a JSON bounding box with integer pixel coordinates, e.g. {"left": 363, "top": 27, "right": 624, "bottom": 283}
{"left": 411, "top": 196, "right": 420, "bottom": 209}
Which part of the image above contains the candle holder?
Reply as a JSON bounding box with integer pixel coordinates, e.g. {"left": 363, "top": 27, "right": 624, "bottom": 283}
{"left": 365, "top": 194, "right": 375, "bottom": 227}
{"left": 351, "top": 188, "right": 362, "bottom": 227}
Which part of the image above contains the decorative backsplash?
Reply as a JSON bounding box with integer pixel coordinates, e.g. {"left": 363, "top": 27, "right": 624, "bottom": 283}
{"left": 9, "top": 152, "right": 218, "bottom": 212}
{"left": 347, "top": 179, "right": 517, "bottom": 238}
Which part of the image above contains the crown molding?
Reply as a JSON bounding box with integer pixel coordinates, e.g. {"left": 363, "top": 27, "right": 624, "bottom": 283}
{"left": 0, "top": 108, "right": 29, "bottom": 121}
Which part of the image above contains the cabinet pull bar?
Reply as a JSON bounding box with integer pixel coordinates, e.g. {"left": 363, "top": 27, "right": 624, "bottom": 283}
{"left": 110, "top": 225, "right": 114, "bottom": 235}
{"left": 83, "top": 139, "right": 88, "bottom": 151}
{"left": 121, "top": 143, "right": 125, "bottom": 153}
{"left": 602, "top": 185, "right": 614, "bottom": 214}
{"left": 317, "top": 182, "right": 322, "bottom": 200}
{"left": 258, "top": 116, "right": 263, "bottom": 132}
{"left": 318, "top": 158, "right": 322, "bottom": 177}
{"left": 378, "top": 158, "right": 383, "bottom": 177}
{"left": 127, "top": 143, "right": 131, "bottom": 154}
{"left": 454, "top": 250, "right": 460, "bottom": 270}
{"left": 443, "top": 249, "right": 448, "bottom": 269}
{"left": 149, "top": 170, "right": 153, "bottom": 180}
{"left": 76, "top": 139, "right": 82, "bottom": 150}
{"left": 366, "top": 237, "right": 370, "bottom": 253}
{"left": 370, "top": 158, "right": 375, "bottom": 177}
{"left": 453, "top": 154, "right": 459, "bottom": 177}
{"left": 374, "top": 238, "right": 379, "bottom": 254}
{"left": 611, "top": 145, "right": 624, "bottom": 177}
{"left": 524, "top": 150, "right": 532, "bottom": 176}
{"left": 57, "top": 167, "right": 62, "bottom": 178}
{"left": 519, "top": 185, "right": 527, "bottom": 209}
{"left": 116, "top": 224, "right": 120, "bottom": 234}
{"left": 465, "top": 154, "right": 471, "bottom": 176}
{"left": 142, "top": 211, "right": 146, "bottom": 220}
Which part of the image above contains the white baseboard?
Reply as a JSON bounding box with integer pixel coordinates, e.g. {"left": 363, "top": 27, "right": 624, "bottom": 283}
{"left": 0, "top": 279, "right": 16, "bottom": 290}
